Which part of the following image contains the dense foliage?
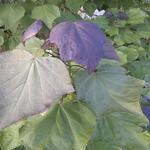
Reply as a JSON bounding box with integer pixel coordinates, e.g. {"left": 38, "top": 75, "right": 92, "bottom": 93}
{"left": 0, "top": 0, "right": 150, "bottom": 150}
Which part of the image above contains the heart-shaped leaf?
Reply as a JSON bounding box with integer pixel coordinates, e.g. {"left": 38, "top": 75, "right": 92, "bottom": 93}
{"left": 20, "top": 101, "right": 96, "bottom": 150}
{"left": 0, "top": 50, "right": 74, "bottom": 130}
{"left": 49, "top": 21, "right": 118, "bottom": 71}
{"left": 75, "top": 64, "right": 149, "bottom": 149}
{"left": 31, "top": 5, "right": 60, "bottom": 28}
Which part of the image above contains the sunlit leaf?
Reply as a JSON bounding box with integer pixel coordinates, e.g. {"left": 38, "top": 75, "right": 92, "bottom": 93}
{"left": 0, "top": 50, "right": 74, "bottom": 129}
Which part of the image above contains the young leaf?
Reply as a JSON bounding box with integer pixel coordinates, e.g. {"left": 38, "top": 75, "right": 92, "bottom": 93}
{"left": 31, "top": 5, "right": 60, "bottom": 28}
{"left": 20, "top": 101, "right": 96, "bottom": 150}
{"left": 22, "top": 20, "right": 43, "bottom": 43}
{"left": 49, "top": 21, "right": 118, "bottom": 71}
{"left": 0, "top": 50, "right": 74, "bottom": 130}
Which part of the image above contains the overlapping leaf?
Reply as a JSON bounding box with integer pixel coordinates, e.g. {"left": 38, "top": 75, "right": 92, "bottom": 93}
{"left": 74, "top": 64, "right": 149, "bottom": 149}
{"left": 16, "top": 37, "right": 45, "bottom": 57}
{"left": 0, "top": 49, "right": 74, "bottom": 130}
{"left": 20, "top": 101, "right": 96, "bottom": 150}
{"left": 49, "top": 21, "right": 119, "bottom": 71}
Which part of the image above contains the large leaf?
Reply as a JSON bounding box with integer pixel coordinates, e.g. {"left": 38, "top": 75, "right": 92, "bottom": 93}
{"left": 0, "top": 4, "right": 25, "bottom": 30}
{"left": 75, "top": 64, "right": 145, "bottom": 116}
{"left": 49, "top": 21, "right": 118, "bottom": 71}
{"left": 74, "top": 64, "right": 149, "bottom": 149}
{"left": 0, "top": 49, "right": 74, "bottom": 130}
{"left": 31, "top": 5, "right": 60, "bottom": 28}
{"left": 20, "top": 101, "right": 96, "bottom": 150}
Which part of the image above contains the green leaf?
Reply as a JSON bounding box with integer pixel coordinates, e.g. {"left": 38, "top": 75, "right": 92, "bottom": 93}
{"left": 20, "top": 101, "right": 96, "bottom": 150}
{"left": 0, "top": 4, "right": 25, "bottom": 30}
{"left": 116, "top": 51, "right": 127, "bottom": 65}
{"left": 0, "top": 121, "right": 24, "bottom": 150}
{"left": 127, "top": 8, "right": 148, "bottom": 25}
{"left": 31, "top": 5, "right": 60, "bottom": 28}
{"left": 0, "top": 49, "right": 74, "bottom": 130}
{"left": 120, "top": 29, "right": 140, "bottom": 44}
{"left": 47, "top": 0, "right": 62, "bottom": 5}
{"left": 105, "top": 26, "right": 119, "bottom": 37}
{"left": 137, "top": 23, "right": 150, "bottom": 39}
{"left": 92, "top": 16, "right": 109, "bottom": 30}
{"left": 75, "top": 64, "right": 149, "bottom": 149}
{"left": 55, "top": 11, "right": 79, "bottom": 23}
{"left": 117, "top": 46, "right": 139, "bottom": 61}
{"left": 0, "top": 36, "right": 4, "bottom": 46}
{"left": 65, "top": 0, "right": 85, "bottom": 12}
{"left": 83, "top": 2, "right": 97, "bottom": 16}
{"left": 114, "top": 35, "right": 125, "bottom": 46}
{"left": 9, "top": 35, "right": 20, "bottom": 50}
{"left": 127, "top": 61, "right": 150, "bottom": 79}
{"left": 15, "top": 37, "right": 45, "bottom": 57}
{"left": 75, "top": 64, "right": 145, "bottom": 116}
{"left": 87, "top": 113, "right": 150, "bottom": 150}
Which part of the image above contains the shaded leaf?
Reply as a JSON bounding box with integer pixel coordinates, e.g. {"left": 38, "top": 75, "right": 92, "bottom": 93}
{"left": 0, "top": 36, "right": 4, "bottom": 46}
{"left": 75, "top": 64, "right": 149, "bottom": 149}
{"left": 87, "top": 112, "right": 150, "bottom": 150}
{"left": 65, "top": 0, "right": 84, "bottom": 12}
{"left": 49, "top": 21, "right": 118, "bottom": 71}
{"left": 0, "top": 50, "right": 74, "bottom": 129}
{"left": 21, "top": 101, "right": 96, "bottom": 150}
{"left": 92, "top": 16, "right": 109, "bottom": 30}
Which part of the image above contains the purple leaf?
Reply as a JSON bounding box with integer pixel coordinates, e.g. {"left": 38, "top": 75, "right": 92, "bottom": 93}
{"left": 22, "top": 20, "right": 43, "bottom": 43}
{"left": 142, "top": 106, "right": 150, "bottom": 125}
{"left": 102, "top": 39, "right": 119, "bottom": 60}
{"left": 49, "top": 21, "right": 118, "bottom": 71}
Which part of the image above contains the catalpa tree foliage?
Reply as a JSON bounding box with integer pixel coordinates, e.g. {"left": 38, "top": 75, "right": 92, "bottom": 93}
{"left": 0, "top": 0, "right": 150, "bottom": 150}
